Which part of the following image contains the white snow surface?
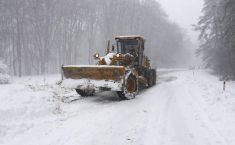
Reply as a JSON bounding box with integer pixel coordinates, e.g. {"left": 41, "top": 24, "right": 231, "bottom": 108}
{"left": 0, "top": 70, "right": 235, "bottom": 145}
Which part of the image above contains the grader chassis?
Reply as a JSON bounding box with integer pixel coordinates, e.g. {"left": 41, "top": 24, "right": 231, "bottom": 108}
{"left": 62, "top": 35, "right": 157, "bottom": 100}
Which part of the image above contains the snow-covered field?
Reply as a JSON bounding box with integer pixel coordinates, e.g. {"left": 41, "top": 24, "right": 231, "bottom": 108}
{"left": 0, "top": 69, "right": 235, "bottom": 145}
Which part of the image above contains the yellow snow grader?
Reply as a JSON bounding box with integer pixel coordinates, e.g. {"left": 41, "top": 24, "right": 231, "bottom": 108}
{"left": 61, "top": 35, "right": 156, "bottom": 99}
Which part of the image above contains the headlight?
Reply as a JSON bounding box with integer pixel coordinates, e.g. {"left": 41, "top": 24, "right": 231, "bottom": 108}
{"left": 116, "top": 53, "right": 121, "bottom": 58}
{"left": 93, "top": 53, "right": 100, "bottom": 59}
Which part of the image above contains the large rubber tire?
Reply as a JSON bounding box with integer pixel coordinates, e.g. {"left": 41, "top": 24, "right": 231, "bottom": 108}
{"left": 147, "top": 71, "right": 153, "bottom": 87}
{"left": 117, "top": 75, "right": 138, "bottom": 100}
{"left": 75, "top": 89, "right": 94, "bottom": 97}
{"left": 147, "top": 69, "right": 157, "bottom": 87}
{"left": 152, "top": 69, "right": 157, "bottom": 85}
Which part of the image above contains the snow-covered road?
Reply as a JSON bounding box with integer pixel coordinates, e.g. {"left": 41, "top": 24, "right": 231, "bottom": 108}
{"left": 0, "top": 70, "right": 235, "bottom": 145}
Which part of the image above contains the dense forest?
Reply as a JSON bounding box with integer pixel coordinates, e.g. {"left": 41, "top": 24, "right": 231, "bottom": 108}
{"left": 0, "top": 0, "right": 193, "bottom": 76}
{"left": 197, "top": 0, "right": 235, "bottom": 80}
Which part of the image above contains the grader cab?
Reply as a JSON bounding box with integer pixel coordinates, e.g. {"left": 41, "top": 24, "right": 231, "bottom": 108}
{"left": 62, "top": 35, "right": 157, "bottom": 100}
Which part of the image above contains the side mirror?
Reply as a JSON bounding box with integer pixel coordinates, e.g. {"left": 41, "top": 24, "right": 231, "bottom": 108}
{"left": 106, "top": 40, "right": 110, "bottom": 54}
{"left": 93, "top": 53, "right": 100, "bottom": 60}
{"left": 112, "top": 44, "right": 115, "bottom": 52}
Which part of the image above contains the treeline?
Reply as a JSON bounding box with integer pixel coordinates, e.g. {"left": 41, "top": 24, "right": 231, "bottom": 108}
{"left": 197, "top": 0, "right": 235, "bottom": 79}
{"left": 0, "top": 0, "right": 191, "bottom": 76}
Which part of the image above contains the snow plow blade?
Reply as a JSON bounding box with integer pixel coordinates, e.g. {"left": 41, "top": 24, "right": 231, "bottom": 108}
{"left": 61, "top": 65, "right": 125, "bottom": 91}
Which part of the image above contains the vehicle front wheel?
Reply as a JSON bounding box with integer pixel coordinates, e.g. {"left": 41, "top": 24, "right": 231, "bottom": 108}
{"left": 75, "top": 89, "right": 94, "bottom": 97}
{"left": 147, "top": 69, "right": 156, "bottom": 87}
{"left": 117, "top": 75, "right": 138, "bottom": 100}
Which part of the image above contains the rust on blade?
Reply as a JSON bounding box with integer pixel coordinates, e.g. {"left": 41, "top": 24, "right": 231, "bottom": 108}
{"left": 62, "top": 66, "right": 125, "bottom": 81}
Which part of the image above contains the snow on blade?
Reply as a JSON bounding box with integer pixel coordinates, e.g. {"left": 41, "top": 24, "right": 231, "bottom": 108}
{"left": 100, "top": 53, "right": 116, "bottom": 65}
{"left": 61, "top": 78, "right": 122, "bottom": 91}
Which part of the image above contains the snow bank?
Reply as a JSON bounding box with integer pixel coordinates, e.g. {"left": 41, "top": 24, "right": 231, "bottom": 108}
{"left": 0, "top": 75, "right": 63, "bottom": 143}
{"left": 174, "top": 70, "right": 235, "bottom": 144}
{"left": 0, "top": 74, "right": 10, "bottom": 84}
{"left": 0, "top": 61, "right": 10, "bottom": 84}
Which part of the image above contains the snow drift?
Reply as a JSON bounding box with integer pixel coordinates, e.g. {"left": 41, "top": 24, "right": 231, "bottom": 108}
{"left": 0, "top": 61, "right": 10, "bottom": 84}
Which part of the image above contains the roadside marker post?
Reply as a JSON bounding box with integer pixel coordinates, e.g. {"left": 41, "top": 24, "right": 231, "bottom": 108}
{"left": 223, "top": 81, "right": 226, "bottom": 91}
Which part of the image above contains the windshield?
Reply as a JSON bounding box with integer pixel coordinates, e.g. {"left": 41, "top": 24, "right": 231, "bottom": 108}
{"left": 117, "top": 39, "right": 138, "bottom": 54}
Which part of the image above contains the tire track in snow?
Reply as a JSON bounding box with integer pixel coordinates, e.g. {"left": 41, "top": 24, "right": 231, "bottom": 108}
{"left": 176, "top": 71, "right": 229, "bottom": 145}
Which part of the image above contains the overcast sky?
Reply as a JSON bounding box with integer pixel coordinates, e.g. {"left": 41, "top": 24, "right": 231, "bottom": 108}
{"left": 156, "top": 0, "right": 204, "bottom": 45}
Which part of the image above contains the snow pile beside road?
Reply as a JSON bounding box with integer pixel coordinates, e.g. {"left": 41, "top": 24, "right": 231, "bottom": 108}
{"left": 0, "top": 75, "right": 63, "bottom": 143}
{"left": 0, "top": 73, "right": 10, "bottom": 84}
{"left": 0, "top": 61, "right": 10, "bottom": 84}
